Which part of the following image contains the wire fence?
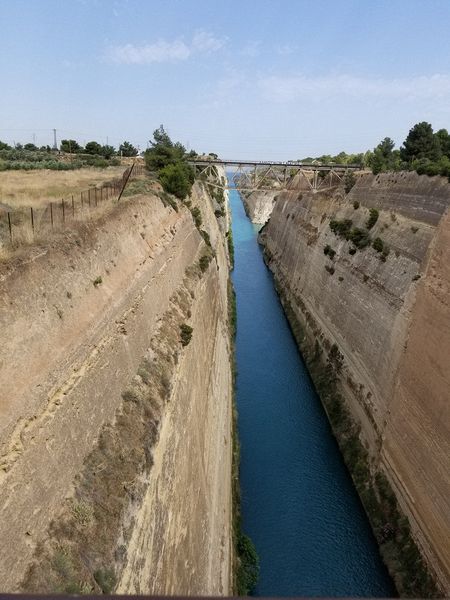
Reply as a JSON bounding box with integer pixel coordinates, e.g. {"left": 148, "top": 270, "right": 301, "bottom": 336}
{"left": 0, "top": 162, "right": 145, "bottom": 248}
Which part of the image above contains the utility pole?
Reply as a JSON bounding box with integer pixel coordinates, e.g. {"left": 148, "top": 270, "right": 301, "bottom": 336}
{"left": 52, "top": 128, "right": 57, "bottom": 151}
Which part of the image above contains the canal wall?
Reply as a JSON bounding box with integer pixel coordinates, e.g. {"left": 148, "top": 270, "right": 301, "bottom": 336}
{"left": 259, "top": 171, "right": 450, "bottom": 596}
{"left": 241, "top": 189, "right": 279, "bottom": 224}
{"left": 0, "top": 173, "right": 233, "bottom": 594}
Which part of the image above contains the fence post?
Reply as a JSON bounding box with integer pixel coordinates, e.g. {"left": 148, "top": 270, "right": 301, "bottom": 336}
{"left": 81, "top": 191, "right": 84, "bottom": 208}
{"left": 30, "top": 207, "right": 34, "bottom": 235}
{"left": 7, "top": 212, "right": 12, "bottom": 242}
{"left": 88, "top": 189, "right": 91, "bottom": 207}
{"left": 62, "top": 199, "right": 65, "bottom": 223}
{"left": 95, "top": 188, "right": 98, "bottom": 207}
{"left": 50, "top": 202, "right": 54, "bottom": 228}
{"left": 72, "top": 195, "right": 75, "bottom": 218}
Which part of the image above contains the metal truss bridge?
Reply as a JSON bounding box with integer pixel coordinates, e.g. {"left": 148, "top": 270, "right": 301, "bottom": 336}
{"left": 189, "top": 159, "right": 361, "bottom": 192}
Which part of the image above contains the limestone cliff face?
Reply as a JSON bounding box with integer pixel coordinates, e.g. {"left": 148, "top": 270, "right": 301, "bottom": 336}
{"left": 259, "top": 171, "right": 450, "bottom": 594}
{"left": 242, "top": 190, "right": 278, "bottom": 224}
{"left": 0, "top": 175, "right": 233, "bottom": 594}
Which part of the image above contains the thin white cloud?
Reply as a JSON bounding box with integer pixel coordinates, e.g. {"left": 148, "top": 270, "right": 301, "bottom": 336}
{"left": 105, "top": 30, "right": 226, "bottom": 65}
{"left": 275, "top": 43, "right": 298, "bottom": 56}
{"left": 258, "top": 73, "right": 450, "bottom": 103}
{"left": 192, "top": 30, "right": 226, "bottom": 52}
{"left": 241, "top": 41, "right": 261, "bottom": 58}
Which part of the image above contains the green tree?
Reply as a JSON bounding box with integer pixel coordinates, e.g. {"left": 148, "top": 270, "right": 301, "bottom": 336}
{"left": 145, "top": 125, "right": 185, "bottom": 171}
{"left": 119, "top": 141, "right": 138, "bottom": 157}
{"left": 0, "top": 140, "right": 10, "bottom": 150}
{"left": 400, "top": 122, "right": 441, "bottom": 163}
{"left": 100, "top": 144, "right": 116, "bottom": 159}
{"left": 60, "top": 139, "right": 83, "bottom": 153}
{"left": 84, "top": 141, "right": 103, "bottom": 155}
{"left": 370, "top": 137, "right": 397, "bottom": 174}
{"left": 436, "top": 128, "right": 450, "bottom": 158}
{"left": 23, "top": 143, "right": 38, "bottom": 151}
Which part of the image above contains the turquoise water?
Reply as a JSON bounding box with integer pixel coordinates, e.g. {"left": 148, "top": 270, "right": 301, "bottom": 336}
{"left": 230, "top": 187, "right": 395, "bottom": 597}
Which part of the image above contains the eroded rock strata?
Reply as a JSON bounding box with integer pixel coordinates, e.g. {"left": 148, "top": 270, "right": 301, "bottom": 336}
{"left": 0, "top": 176, "right": 233, "bottom": 594}
{"left": 259, "top": 171, "right": 450, "bottom": 595}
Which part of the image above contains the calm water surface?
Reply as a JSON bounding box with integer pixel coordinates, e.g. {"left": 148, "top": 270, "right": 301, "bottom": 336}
{"left": 230, "top": 186, "right": 395, "bottom": 597}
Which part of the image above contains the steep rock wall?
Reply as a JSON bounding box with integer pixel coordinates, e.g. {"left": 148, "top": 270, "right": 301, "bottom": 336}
{"left": 259, "top": 172, "right": 450, "bottom": 594}
{"left": 0, "top": 177, "right": 233, "bottom": 594}
{"left": 242, "top": 190, "right": 278, "bottom": 224}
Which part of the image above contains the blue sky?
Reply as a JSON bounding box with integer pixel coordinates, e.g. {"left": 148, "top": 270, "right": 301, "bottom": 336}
{"left": 1, "top": 0, "right": 450, "bottom": 159}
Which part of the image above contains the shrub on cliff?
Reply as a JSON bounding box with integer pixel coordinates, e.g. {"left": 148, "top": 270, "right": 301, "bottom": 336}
{"left": 159, "top": 162, "right": 193, "bottom": 199}
{"left": 179, "top": 323, "right": 193, "bottom": 346}
{"left": 199, "top": 254, "right": 212, "bottom": 272}
{"left": 190, "top": 206, "right": 202, "bottom": 228}
{"left": 366, "top": 208, "right": 379, "bottom": 229}
{"left": 372, "top": 237, "right": 384, "bottom": 252}
{"left": 323, "top": 244, "right": 336, "bottom": 259}
{"left": 236, "top": 533, "right": 259, "bottom": 595}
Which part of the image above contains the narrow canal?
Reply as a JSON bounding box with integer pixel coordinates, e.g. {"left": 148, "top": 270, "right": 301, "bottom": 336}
{"left": 229, "top": 186, "right": 395, "bottom": 597}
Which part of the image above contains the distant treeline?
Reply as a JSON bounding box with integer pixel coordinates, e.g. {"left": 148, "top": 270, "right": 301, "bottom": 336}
{"left": 0, "top": 139, "right": 139, "bottom": 171}
{"left": 303, "top": 122, "right": 450, "bottom": 179}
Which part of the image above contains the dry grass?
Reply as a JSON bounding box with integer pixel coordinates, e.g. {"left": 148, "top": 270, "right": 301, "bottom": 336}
{"left": 0, "top": 167, "right": 125, "bottom": 209}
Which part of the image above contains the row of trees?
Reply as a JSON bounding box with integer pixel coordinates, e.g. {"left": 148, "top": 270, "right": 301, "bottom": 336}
{"left": 144, "top": 126, "right": 195, "bottom": 199}
{"left": 369, "top": 122, "right": 450, "bottom": 176}
{"left": 302, "top": 122, "right": 450, "bottom": 178}
{"left": 0, "top": 139, "right": 139, "bottom": 157}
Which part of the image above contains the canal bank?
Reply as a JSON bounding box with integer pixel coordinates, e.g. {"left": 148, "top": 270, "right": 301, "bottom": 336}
{"left": 229, "top": 185, "right": 395, "bottom": 597}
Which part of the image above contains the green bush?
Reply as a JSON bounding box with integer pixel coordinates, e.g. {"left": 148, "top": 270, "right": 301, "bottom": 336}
{"left": 190, "top": 206, "right": 202, "bottom": 228}
{"left": 372, "top": 237, "right": 384, "bottom": 252}
{"left": 366, "top": 208, "right": 379, "bottom": 229}
{"left": 330, "top": 218, "right": 353, "bottom": 237}
{"left": 199, "top": 254, "right": 212, "bottom": 272}
{"left": 93, "top": 568, "right": 116, "bottom": 594}
{"left": 353, "top": 200, "right": 360, "bottom": 209}
{"left": 323, "top": 244, "right": 336, "bottom": 259}
{"left": 236, "top": 533, "right": 259, "bottom": 595}
{"left": 159, "top": 162, "right": 192, "bottom": 199}
{"left": 180, "top": 323, "right": 193, "bottom": 346}
{"left": 348, "top": 227, "right": 371, "bottom": 248}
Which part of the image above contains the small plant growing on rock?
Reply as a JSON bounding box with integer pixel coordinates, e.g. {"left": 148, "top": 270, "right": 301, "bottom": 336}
{"left": 199, "top": 254, "right": 212, "bottom": 272}
{"left": 366, "top": 208, "right": 379, "bottom": 229}
{"left": 94, "top": 568, "right": 116, "bottom": 594}
{"left": 325, "top": 264, "right": 335, "bottom": 275}
{"left": 93, "top": 276, "right": 102, "bottom": 287}
{"left": 200, "top": 229, "right": 211, "bottom": 246}
{"left": 353, "top": 200, "right": 360, "bottom": 210}
{"left": 380, "top": 245, "right": 390, "bottom": 262}
{"left": 180, "top": 323, "right": 193, "bottom": 346}
{"left": 372, "top": 237, "right": 384, "bottom": 253}
{"left": 323, "top": 244, "right": 336, "bottom": 259}
{"left": 190, "top": 206, "right": 202, "bottom": 228}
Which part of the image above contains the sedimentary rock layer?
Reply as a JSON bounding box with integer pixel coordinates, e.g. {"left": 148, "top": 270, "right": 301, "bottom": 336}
{"left": 260, "top": 171, "right": 450, "bottom": 593}
{"left": 0, "top": 178, "right": 233, "bottom": 594}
